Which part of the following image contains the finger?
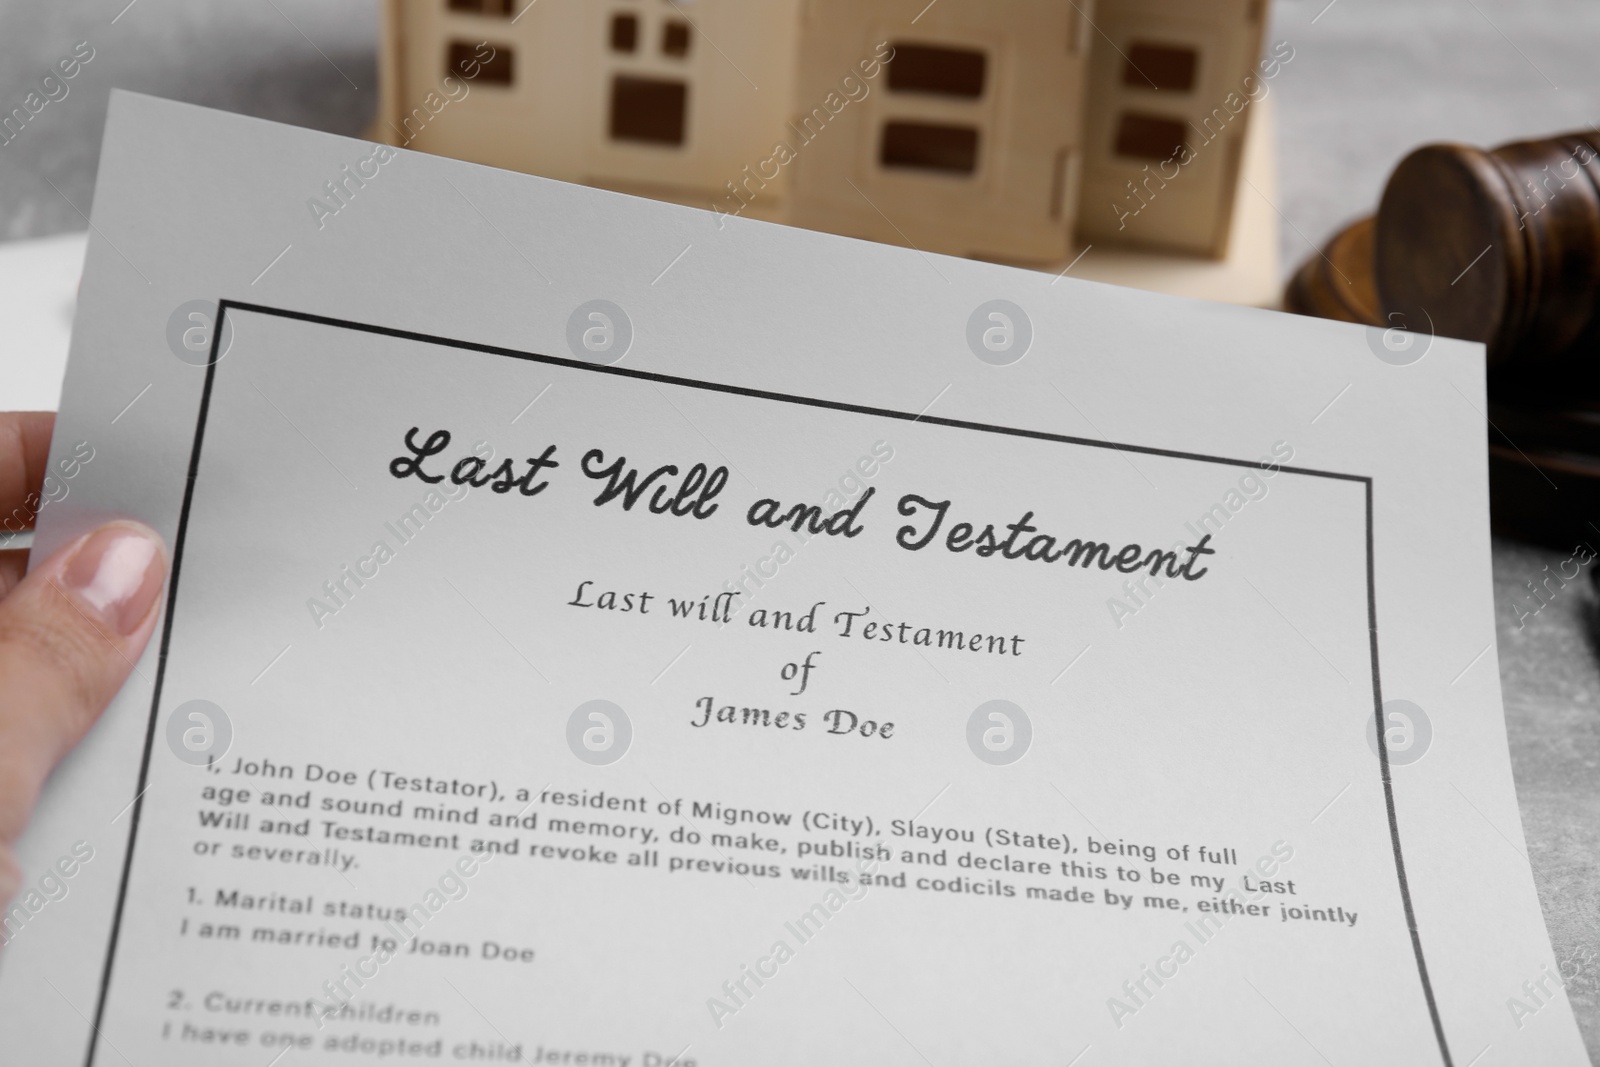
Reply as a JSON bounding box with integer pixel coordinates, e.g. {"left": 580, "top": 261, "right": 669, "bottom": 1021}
{"left": 0, "top": 521, "right": 167, "bottom": 853}
{"left": 0, "top": 548, "right": 25, "bottom": 598}
{"left": 0, "top": 413, "right": 54, "bottom": 533}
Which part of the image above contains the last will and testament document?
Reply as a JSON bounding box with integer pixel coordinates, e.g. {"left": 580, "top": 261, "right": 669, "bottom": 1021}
{"left": 0, "top": 93, "right": 1586, "bottom": 1065}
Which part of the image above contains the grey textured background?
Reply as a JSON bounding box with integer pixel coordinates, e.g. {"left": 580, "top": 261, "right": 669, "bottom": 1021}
{"left": 1, "top": 0, "right": 1597, "bottom": 1058}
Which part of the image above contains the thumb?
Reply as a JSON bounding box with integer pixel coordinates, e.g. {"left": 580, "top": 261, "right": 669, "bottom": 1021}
{"left": 0, "top": 521, "right": 167, "bottom": 902}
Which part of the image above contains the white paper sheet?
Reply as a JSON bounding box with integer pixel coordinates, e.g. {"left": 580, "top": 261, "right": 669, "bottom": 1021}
{"left": 0, "top": 92, "right": 1586, "bottom": 1066}
{"left": 0, "top": 230, "right": 85, "bottom": 412}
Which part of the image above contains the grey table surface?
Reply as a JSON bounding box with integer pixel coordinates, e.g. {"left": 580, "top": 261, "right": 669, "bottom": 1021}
{"left": 2, "top": 0, "right": 1597, "bottom": 1058}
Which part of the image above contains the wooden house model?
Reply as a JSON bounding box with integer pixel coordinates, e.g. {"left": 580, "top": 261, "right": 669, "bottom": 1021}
{"left": 376, "top": 0, "right": 1270, "bottom": 267}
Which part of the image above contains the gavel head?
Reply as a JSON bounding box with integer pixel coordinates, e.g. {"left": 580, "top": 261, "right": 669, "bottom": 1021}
{"left": 1375, "top": 131, "right": 1600, "bottom": 371}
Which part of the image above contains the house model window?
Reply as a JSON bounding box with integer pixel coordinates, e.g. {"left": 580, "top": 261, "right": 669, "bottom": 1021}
{"left": 876, "top": 42, "right": 988, "bottom": 177}
{"left": 447, "top": 40, "right": 513, "bottom": 84}
{"left": 887, "top": 44, "right": 986, "bottom": 98}
{"left": 1124, "top": 42, "right": 1197, "bottom": 92}
{"left": 1111, "top": 42, "right": 1196, "bottom": 162}
{"left": 447, "top": 0, "right": 512, "bottom": 15}
{"left": 605, "top": 5, "right": 692, "bottom": 146}
{"left": 881, "top": 121, "right": 979, "bottom": 174}
{"left": 1114, "top": 113, "right": 1188, "bottom": 161}
{"left": 610, "top": 76, "right": 688, "bottom": 145}
{"left": 662, "top": 21, "right": 691, "bottom": 58}
{"left": 610, "top": 14, "right": 638, "bottom": 53}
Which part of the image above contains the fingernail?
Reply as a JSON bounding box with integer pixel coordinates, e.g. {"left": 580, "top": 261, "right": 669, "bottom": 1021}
{"left": 61, "top": 522, "right": 167, "bottom": 636}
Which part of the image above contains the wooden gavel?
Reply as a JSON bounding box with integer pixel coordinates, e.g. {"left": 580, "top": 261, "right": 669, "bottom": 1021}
{"left": 1375, "top": 129, "right": 1600, "bottom": 372}
{"left": 1282, "top": 128, "right": 1600, "bottom": 547}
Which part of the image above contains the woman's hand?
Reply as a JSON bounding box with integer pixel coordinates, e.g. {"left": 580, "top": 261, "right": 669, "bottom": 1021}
{"left": 0, "top": 412, "right": 166, "bottom": 909}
